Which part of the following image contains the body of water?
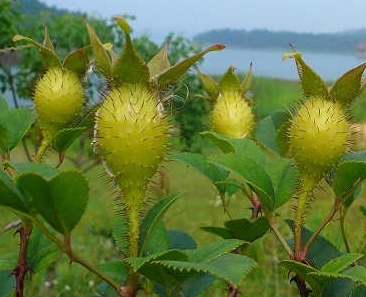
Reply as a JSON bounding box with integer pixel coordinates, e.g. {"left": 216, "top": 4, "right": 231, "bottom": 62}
{"left": 199, "top": 47, "right": 364, "bottom": 81}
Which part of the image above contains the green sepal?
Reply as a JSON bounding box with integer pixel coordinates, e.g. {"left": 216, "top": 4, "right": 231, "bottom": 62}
{"left": 85, "top": 22, "right": 112, "bottom": 77}
{"left": 242, "top": 62, "right": 253, "bottom": 93}
{"left": 197, "top": 67, "right": 219, "bottom": 103}
{"left": 0, "top": 170, "right": 28, "bottom": 213}
{"left": 218, "top": 66, "right": 241, "bottom": 94}
{"left": 283, "top": 52, "right": 328, "bottom": 99}
{"left": 148, "top": 43, "right": 171, "bottom": 78}
{"left": 16, "top": 170, "right": 89, "bottom": 234}
{"left": 13, "top": 35, "right": 61, "bottom": 68}
{"left": 112, "top": 17, "right": 150, "bottom": 85}
{"left": 63, "top": 46, "right": 91, "bottom": 77}
{"left": 330, "top": 62, "right": 366, "bottom": 107}
{"left": 156, "top": 44, "right": 225, "bottom": 87}
{"left": 0, "top": 108, "right": 35, "bottom": 153}
{"left": 42, "top": 26, "right": 55, "bottom": 51}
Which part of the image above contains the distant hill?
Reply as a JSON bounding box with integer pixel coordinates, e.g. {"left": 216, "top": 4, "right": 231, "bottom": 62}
{"left": 194, "top": 29, "right": 366, "bottom": 54}
{"left": 17, "top": 0, "right": 70, "bottom": 16}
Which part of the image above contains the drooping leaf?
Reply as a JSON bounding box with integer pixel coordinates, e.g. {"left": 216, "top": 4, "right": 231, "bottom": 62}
{"left": 330, "top": 63, "right": 366, "bottom": 107}
{"left": 112, "top": 17, "right": 150, "bottom": 85}
{"left": 168, "top": 230, "right": 197, "bottom": 250}
{"left": 53, "top": 127, "right": 86, "bottom": 153}
{"left": 27, "top": 226, "right": 59, "bottom": 272}
{"left": 242, "top": 62, "right": 253, "bottom": 93}
{"left": 0, "top": 170, "right": 28, "bottom": 213}
{"left": 63, "top": 46, "right": 91, "bottom": 76}
{"left": 0, "top": 108, "right": 35, "bottom": 153}
{"left": 170, "top": 152, "right": 229, "bottom": 194}
{"left": 148, "top": 43, "right": 170, "bottom": 78}
{"left": 283, "top": 52, "right": 328, "bottom": 98}
{"left": 332, "top": 161, "right": 366, "bottom": 202}
{"left": 197, "top": 67, "right": 219, "bottom": 102}
{"left": 17, "top": 171, "right": 89, "bottom": 234}
{"left": 157, "top": 44, "right": 225, "bottom": 86}
{"left": 218, "top": 66, "right": 241, "bottom": 93}
{"left": 86, "top": 22, "right": 112, "bottom": 77}
{"left": 139, "top": 193, "right": 180, "bottom": 256}
{"left": 13, "top": 35, "right": 61, "bottom": 68}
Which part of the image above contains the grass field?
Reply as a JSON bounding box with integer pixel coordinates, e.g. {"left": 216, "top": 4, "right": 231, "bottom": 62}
{"left": 1, "top": 76, "right": 366, "bottom": 297}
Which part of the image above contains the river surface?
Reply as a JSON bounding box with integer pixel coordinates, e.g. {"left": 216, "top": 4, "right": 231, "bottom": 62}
{"left": 199, "top": 47, "right": 364, "bottom": 81}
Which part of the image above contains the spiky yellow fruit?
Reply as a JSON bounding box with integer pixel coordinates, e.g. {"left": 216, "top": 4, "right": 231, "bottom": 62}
{"left": 34, "top": 67, "right": 84, "bottom": 138}
{"left": 95, "top": 84, "right": 169, "bottom": 192}
{"left": 211, "top": 91, "right": 254, "bottom": 138}
{"left": 289, "top": 96, "right": 350, "bottom": 176}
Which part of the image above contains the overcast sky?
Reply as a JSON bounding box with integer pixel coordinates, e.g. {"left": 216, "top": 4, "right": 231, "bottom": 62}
{"left": 40, "top": 0, "right": 366, "bottom": 39}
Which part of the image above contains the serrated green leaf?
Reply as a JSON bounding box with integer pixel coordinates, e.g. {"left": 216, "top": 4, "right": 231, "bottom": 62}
{"left": 148, "top": 43, "right": 170, "bottom": 78}
{"left": 0, "top": 170, "right": 28, "bottom": 213}
{"left": 185, "top": 239, "right": 247, "bottom": 263}
{"left": 168, "top": 230, "right": 197, "bottom": 250}
{"left": 0, "top": 96, "right": 9, "bottom": 111}
{"left": 342, "top": 266, "right": 366, "bottom": 285}
{"left": 321, "top": 253, "right": 363, "bottom": 274}
{"left": 10, "top": 162, "right": 58, "bottom": 179}
{"left": 242, "top": 63, "right": 253, "bottom": 93}
{"left": 157, "top": 44, "right": 225, "bottom": 86}
{"left": 209, "top": 153, "right": 275, "bottom": 211}
{"left": 330, "top": 63, "right": 366, "bottom": 107}
{"left": 143, "top": 220, "right": 169, "bottom": 255}
{"left": 284, "top": 52, "right": 328, "bottom": 98}
{"left": 17, "top": 171, "right": 89, "bottom": 234}
{"left": 218, "top": 66, "right": 241, "bottom": 94}
{"left": 86, "top": 22, "right": 112, "bottom": 77}
{"left": 112, "top": 17, "right": 150, "bottom": 85}
{"left": 0, "top": 108, "right": 35, "bottom": 153}
{"left": 63, "top": 46, "right": 90, "bottom": 76}
{"left": 333, "top": 161, "right": 366, "bottom": 201}
{"left": 223, "top": 217, "right": 269, "bottom": 242}
{"left": 27, "top": 226, "right": 59, "bottom": 272}
{"left": 53, "top": 127, "right": 86, "bottom": 153}
{"left": 13, "top": 35, "right": 61, "bottom": 68}
{"left": 170, "top": 152, "right": 229, "bottom": 194}
{"left": 0, "top": 270, "right": 15, "bottom": 297}
{"left": 139, "top": 193, "right": 180, "bottom": 256}
{"left": 197, "top": 67, "right": 219, "bottom": 102}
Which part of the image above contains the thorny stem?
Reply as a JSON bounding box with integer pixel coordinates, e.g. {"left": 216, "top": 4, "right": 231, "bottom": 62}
{"left": 11, "top": 221, "right": 33, "bottom": 297}
{"left": 226, "top": 282, "right": 239, "bottom": 297}
{"left": 340, "top": 206, "right": 351, "bottom": 253}
{"left": 303, "top": 198, "right": 340, "bottom": 255}
{"left": 242, "top": 183, "right": 261, "bottom": 218}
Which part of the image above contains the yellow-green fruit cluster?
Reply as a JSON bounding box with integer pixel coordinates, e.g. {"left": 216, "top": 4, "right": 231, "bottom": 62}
{"left": 289, "top": 96, "right": 350, "bottom": 176}
{"left": 34, "top": 67, "right": 84, "bottom": 137}
{"left": 95, "top": 85, "right": 169, "bottom": 191}
{"left": 211, "top": 91, "right": 254, "bottom": 138}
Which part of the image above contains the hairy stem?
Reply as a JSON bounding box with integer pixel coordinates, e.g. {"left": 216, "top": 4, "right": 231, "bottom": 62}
{"left": 34, "top": 137, "right": 51, "bottom": 163}
{"left": 304, "top": 198, "right": 339, "bottom": 255}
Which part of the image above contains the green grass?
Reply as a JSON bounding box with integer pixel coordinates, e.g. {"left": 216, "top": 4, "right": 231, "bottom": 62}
{"left": 1, "top": 76, "right": 366, "bottom": 297}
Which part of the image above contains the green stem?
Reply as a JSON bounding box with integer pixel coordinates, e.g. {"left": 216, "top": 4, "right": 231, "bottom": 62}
{"left": 267, "top": 213, "right": 293, "bottom": 257}
{"left": 304, "top": 198, "right": 339, "bottom": 255}
{"left": 340, "top": 206, "right": 351, "bottom": 253}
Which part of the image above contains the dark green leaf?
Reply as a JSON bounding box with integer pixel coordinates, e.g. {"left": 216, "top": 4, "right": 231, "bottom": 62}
{"left": 349, "top": 285, "right": 366, "bottom": 297}
{"left": 53, "top": 127, "right": 86, "bottom": 153}
{"left": 97, "top": 261, "right": 129, "bottom": 284}
{"left": 147, "top": 43, "right": 170, "bottom": 78}
{"left": 283, "top": 52, "right": 328, "bottom": 98}
{"left": 0, "top": 108, "right": 35, "bottom": 153}
{"left": 0, "top": 170, "right": 28, "bottom": 213}
{"left": 224, "top": 217, "right": 269, "bottom": 242}
{"left": 139, "top": 193, "right": 180, "bottom": 255}
{"left": 17, "top": 171, "right": 89, "bottom": 234}
{"left": 218, "top": 66, "right": 241, "bottom": 93}
{"left": 200, "top": 226, "right": 232, "bottom": 239}
{"left": 168, "top": 230, "right": 197, "bottom": 250}
{"left": 112, "top": 17, "right": 150, "bottom": 85}
{"left": 323, "top": 278, "right": 355, "bottom": 297}
{"left": 63, "top": 46, "right": 91, "bottom": 76}
{"left": 86, "top": 22, "right": 112, "bottom": 76}
{"left": 157, "top": 44, "right": 225, "bottom": 86}
{"left": 180, "top": 274, "right": 215, "bottom": 297}
{"left": 330, "top": 63, "right": 366, "bottom": 107}
{"left": 143, "top": 220, "right": 169, "bottom": 255}
{"left": 0, "top": 270, "right": 14, "bottom": 297}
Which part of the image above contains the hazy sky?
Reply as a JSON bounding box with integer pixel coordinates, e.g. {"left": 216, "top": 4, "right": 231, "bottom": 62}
{"left": 40, "top": 0, "right": 366, "bottom": 39}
